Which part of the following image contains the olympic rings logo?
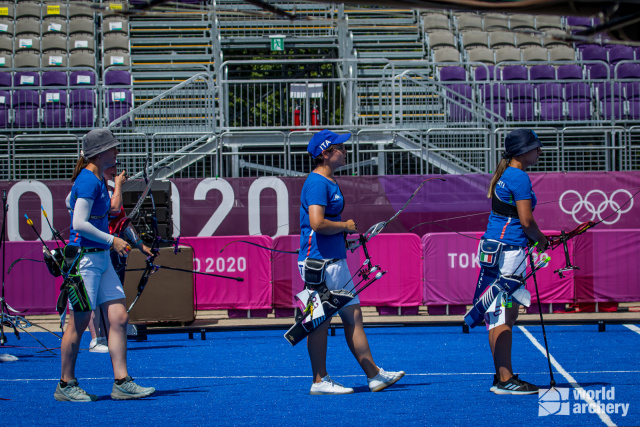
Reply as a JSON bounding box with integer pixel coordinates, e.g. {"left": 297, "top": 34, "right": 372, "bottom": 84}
{"left": 559, "top": 189, "right": 634, "bottom": 225}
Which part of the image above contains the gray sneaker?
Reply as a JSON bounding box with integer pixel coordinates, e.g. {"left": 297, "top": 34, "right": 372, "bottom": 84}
{"left": 111, "top": 376, "right": 155, "bottom": 400}
{"left": 54, "top": 379, "right": 98, "bottom": 402}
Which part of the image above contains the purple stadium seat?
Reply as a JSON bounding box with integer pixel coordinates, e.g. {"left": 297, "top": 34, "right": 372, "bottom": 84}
{"left": 14, "top": 71, "right": 40, "bottom": 87}
{"left": 13, "top": 90, "right": 40, "bottom": 128}
{"left": 626, "top": 82, "right": 640, "bottom": 119}
{"left": 445, "top": 84, "right": 473, "bottom": 121}
{"left": 106, "top": 88, "right": 133, "bottom": 125}
{"left": 70, "top": 88, "right": 95, "bottom": 127}
{"left": 42, "top": 89, "right": 67, "bottom": 127}
{"left": 509, "top": 83, "right": 535, "bottom": 121}
{"left": 0, "top": 72, "right": 11, "bottom": 87}
{"left": 566, "top": 16, "right": 592, "bottom": 28}
{"left": 537, "top": 82, "right": 563, "bottom": 120}
{"left": 530, "top": 64, "right": 555, "bottom": 80}
{"left": 70, "top": 70, "right": 96, "bottom": 86}
{"left": 501, "top": 65, "right": 528, "bottom": 81}
{"left": 593, "top": 82, "right": 623, "bottom": 119}
{"left": 42, "top": 71, "right": 67, "bottom": 86}
{"left": 586, "top": 63, "right": 609, "bottom": 79}
{"left": 104, "top": 69, "right": 132, "bottom": 85}
{"left": 579, "top": 45, "right": 607, "bottom": 62}
{"left": 616, "top": 63, "right": 640, "bottom": 79}
{"left": 0, "top": 90, "right": 9, "bottom": 127}
{"left": 565, "top": 82, "right": 591, "bottom": 120}
{"left": 557, "top": 64, "right": 583, "bottom": 80}
{"left": 479, "top": 84, "right": 507, "bottom": 119}
{"left": 474, "top": 65, "right": 498, "bottom": 81}
{"left": 440, "top": 66, "right": 466, "bottom": 81}
{"left": 607, "top": 45, "right": 633, "bottom": 64}
{"left": 635, "top": 47, "right": 640, "bottom": 60}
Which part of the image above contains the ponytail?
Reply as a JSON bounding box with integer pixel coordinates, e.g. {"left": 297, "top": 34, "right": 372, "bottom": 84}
{"left": 71, "top": 157, "right": 90, "bottom": 182}
{"left": 487, "top": 158, "right": 509, "bottom": 198}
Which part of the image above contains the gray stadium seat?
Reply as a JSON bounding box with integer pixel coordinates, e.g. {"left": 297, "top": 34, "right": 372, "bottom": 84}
{"left": 42, "top": 33, "right": 67, "bottom": 52}
{"left": 456, "top": 14, "right": 483, "bottom": 31}
{"left": 14, "top": 50, "right": 39, "bottom": 67}
{"left": 542, "top": 29, "right": 571, "bottom": 47}
{"left": 15, "top": 2, "right": 40, "bottom": 20}
{"left": 42, "top": 50, "right": 68, "bottom": 67}
{"left": 103, "top": 1, "right": 128, "bottom": 18}
{"left": 489, "top": 31, "right": 515, "bottom": 48}
{"left": 423, "top": 13, "right": 450, "bottom": 32}
{"left": 535, "top": 15, "right": 563, "bottom": 30}
{"left": 0, "top": 34, "right": 11, "bottom": 53}
{"left": 69, "top": 16, "right": 94, "bottom": 34}
{"left": 15, "top": 17, "right": 40, "bottom": 35}
{"left": 548, "top": 45, "right": 576, "bottom": 61}
{"left": 522, "top": 46, "right": 549, "bottom": 62}
{"left": 515, "top": 33, "right": 543, "bottom": 48}
{"left": 69, "top": 50, "right": 95, "bottom": 68}
{"left": 428, "top": 31, "right": 456, "bottom": 50}
{"left": 43, "top": 17, "right": 67, "bottom": 35}
{"left": 103, "top": 33, "right": 129, "bottom": 52}
{"left": 68, "top": 3, "right": 94, "bottom": 18}
{"left": 483, "top": 14, "right": 509, "bottom": 31}
{"left": 70, "top": 34, "right": 94, "bottom": 52}
{"left": 103, "top": 17, "right": 129, "bottom": 35}
{"left": 461, "top": 31, "right": 489, "bottom": 50}
{"left": 104, "top": 50, "right": 130, "bottom": 67}
{"left": 0, "top": 2, "right": 15, "bottom": 20}
{"left": 467, "top": 47, "right": 495, "bottom": 64}
{"left": 510, "top": 14, "right": 536, "bottom": 30}
{"left": 0, "top": 18, "right": 14, "bottom": 35}
{"left": 433, "top": 47, "right": 461, "bottom": 63}
{"left": 15, "top": 35, "right": 40, "bottom": 52}
{"left": 495, "top": 47, "right": 521, "bottom": 63}
{"left": 0, "top": 52, "right": 12, "bottom": 68}
{"left": 42, "top": 2, "right": 68, "bottom": 18}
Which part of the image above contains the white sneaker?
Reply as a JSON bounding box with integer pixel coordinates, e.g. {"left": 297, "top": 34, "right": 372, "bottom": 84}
{"left": 89, "top": 338, "right": 109, "bottom": 353}
{"left": 367, "top": 368, "right": 405, "bottom": 392}
{"left": 309, "top": 375, "right": 354, "bottom": 395}
{"left": 0, "top": 354, "right": 18, "bottom": 362}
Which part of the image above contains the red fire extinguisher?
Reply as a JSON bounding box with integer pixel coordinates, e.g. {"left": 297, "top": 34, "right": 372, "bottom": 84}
{"left": 294, "top": 105, "right": 301, "bottom": 127}
{"left": 311, "top": 104, "right": 320, "bottom": 126}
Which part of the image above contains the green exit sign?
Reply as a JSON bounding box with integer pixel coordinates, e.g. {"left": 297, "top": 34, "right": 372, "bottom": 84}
{"left": 270, "top": 36, "right": 285, "bottom": 51}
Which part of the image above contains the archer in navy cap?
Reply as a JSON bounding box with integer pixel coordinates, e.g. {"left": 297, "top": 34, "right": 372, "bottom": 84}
{"left": 307, "top": 129, "right": 352, "bottom": 158}
{"left": 503, "top": 129, "right": 543, "bottom": 159}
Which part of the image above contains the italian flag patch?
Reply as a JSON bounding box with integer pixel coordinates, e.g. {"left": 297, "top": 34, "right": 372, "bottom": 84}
{"left": 480, "top": 253, "right": 493, "bottom": 263}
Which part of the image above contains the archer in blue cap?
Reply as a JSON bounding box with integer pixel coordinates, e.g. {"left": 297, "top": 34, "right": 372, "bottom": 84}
{"left": 307, "top": 129, "right": 352, "bottom": 158}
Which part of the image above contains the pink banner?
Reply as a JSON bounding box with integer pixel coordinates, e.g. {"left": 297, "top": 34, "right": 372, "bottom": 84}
{"left": 272, "top": 234, "right": 423, "bottom": 308}
{"left": 2, "top": 241, "right": 61, "bottom": 315}
{"left": 574, "top": 230, "right": 640, "bottom": 302}
{"left": 422, "top": 232, "right": 574, "bottom": 305}
{"left": 182, "top": 236, "right": 272, "bottom": 310}
{"left": 2, "top": 172, "right": 638, "bottom": 241}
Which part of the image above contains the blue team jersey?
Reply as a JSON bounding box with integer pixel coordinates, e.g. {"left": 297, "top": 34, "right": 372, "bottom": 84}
{"left": 483, "top": 167, "right": 537, "bottom": 247}
{"left": 68, "top": 168, "right": 111, "bottom": 249}
{"left": 298, "top": 172, "right": 346, "bottom": 261}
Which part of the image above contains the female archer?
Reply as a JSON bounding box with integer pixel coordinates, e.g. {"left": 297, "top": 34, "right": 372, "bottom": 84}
{"left": 474, "top": 129, "right": 548, "bottom": 395}
{"left": 298, "top": 129, "right": 404, "bottom": 395}
{"left": 55, "top": 129, "right": 155, "bottom": 402}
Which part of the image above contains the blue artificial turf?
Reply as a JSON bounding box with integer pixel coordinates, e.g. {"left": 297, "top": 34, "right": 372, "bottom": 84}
{"left": 1, "top": 325, "right": 638, "bottom": 426}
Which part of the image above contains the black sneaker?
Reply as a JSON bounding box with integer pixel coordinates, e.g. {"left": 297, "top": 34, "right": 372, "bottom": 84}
{"left": 493, "top": 374, "right": 539, "bottom": 395}
{"left": 489, "top": 374, "right": 499, "bottom": 392}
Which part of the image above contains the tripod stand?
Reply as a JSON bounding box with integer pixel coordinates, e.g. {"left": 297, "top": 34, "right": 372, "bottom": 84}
{"left": 0, "top": 190, "right": 28, "bottom": 356}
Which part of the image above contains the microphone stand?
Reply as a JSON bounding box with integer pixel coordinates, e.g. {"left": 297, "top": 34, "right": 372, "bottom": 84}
{"left": 0, "top": 190, "right": 21, "bottom": 360}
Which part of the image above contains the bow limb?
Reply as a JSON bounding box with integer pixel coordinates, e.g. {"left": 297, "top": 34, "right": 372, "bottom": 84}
{"left": 220, "top": 239, "right": 299, "bottom": 255}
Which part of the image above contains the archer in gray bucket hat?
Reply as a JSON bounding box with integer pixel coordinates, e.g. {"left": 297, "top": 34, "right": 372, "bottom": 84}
{"left": 82, "top": 129, "right": 121, "bottom": 159}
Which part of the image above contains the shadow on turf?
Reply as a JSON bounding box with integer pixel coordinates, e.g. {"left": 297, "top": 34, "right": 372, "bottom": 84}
{"left": 126, "top": 345, "right": 188, "bottom": 351}
{"left": 95, "top": 386, "right": 207, "bottom": 400}
{"left": 351, "top": 382, "right": 424, "bottom": 393}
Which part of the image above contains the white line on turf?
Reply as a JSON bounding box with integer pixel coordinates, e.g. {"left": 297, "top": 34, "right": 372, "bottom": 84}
{"left": 519, "top": 325, "right": 616, "bottom": 427}
{"left": 2, "top": 370, "right": 639, "bottom": 382}
{"left": 623, "top": 324, "right": 640, "bottom": 335}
